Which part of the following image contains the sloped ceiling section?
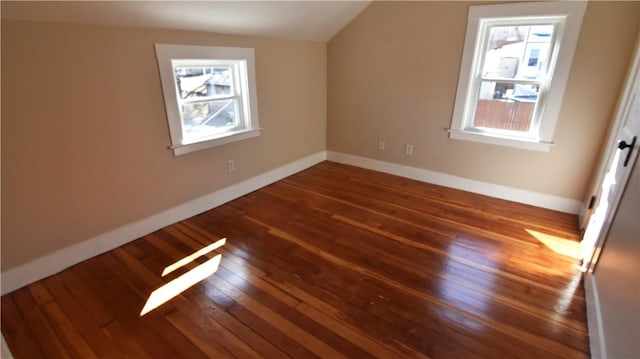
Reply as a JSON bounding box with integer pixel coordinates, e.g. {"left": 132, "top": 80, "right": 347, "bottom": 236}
{"left": 1, "top": 1, "right": 371, "bottom": 42}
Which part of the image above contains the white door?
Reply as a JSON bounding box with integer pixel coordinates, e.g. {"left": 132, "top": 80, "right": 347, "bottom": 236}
{"left": 588, "top": 154, "right": 640, "bottom": 358}
{"left": 581, "top": 44, "right": 640, "bottom": 271}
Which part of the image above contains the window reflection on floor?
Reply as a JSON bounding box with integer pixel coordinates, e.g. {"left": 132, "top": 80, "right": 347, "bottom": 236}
{"left": 437, "top": 239, "right": 499, "bottom": 331}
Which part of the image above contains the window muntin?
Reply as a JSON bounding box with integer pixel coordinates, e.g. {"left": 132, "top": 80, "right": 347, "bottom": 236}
{"left": 155, "top": 44, "right": 260, "bottom": 156}
{"left": 449, "top": 2, "right": 586, "bottom": 152}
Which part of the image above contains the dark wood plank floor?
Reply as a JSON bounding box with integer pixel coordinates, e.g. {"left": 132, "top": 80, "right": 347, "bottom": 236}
{"left": 1, "top": 161, "right": 589, "bottom": 358}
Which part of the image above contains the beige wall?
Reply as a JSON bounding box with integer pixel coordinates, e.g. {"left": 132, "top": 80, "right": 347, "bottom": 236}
{"left": 1, "top": 20, "right": 327, "bottom": 271}
{"left": 327, "top": 1, "right": 640, "bottom": 201}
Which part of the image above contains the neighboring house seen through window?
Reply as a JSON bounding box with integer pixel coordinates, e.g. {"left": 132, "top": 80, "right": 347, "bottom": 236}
{"left": 450, "top": 2, "right": 586, "bottom": 151}
{"left": 156, "top": 44, "right": 260, "bottom": 156}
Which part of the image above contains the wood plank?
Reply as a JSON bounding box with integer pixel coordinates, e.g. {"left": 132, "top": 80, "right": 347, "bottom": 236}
{"left": 72, "top": 258, "right": 183, "bottom": 359}
{"left": 228, "top": 304, "right": 320, "bottom": 358}
{"left": 101, "top": 319, "right": 152, "bottom": 359}
{"left": 215, "top": 265, "right": 375, "bottom": 359}
{"left": 27, "top": 281, "right": 55, "bottom": 306}
{"left": 198, "top": 203, "right": 589, "bottom": 356}
{"left": 209, "top": 272, "right": 349, "bottom": 358}
{"left": 245, "top": 215, "right": 586, "bottom": 358}
{"left": 55, "top": 269, "right": 115, "bottom": 327}
{"left": 188, "top": 283, "right": 291, "bottom": 359}
{"left": 1, "top": 294, "right": 47, "bottom": 358}
{"left": 137, "top": 234, "right": 280, "bottom": 359}
{"left": 41, "top": 275, "right": 122, "bottom": 358}
{"left": 39, "top": 301, "right": 99, "bottom": 359}
{"left": 163, "top": 309, "right": 234, "bottom": 358}
{"left": 12, "top": 287, "right": 71, "bottom": 359}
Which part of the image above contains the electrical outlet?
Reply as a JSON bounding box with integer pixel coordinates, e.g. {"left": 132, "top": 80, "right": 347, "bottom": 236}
{"left": 227, "top": 160, "right": 235, "bottom": 172}
{"left": 378, "top": 140, "right": 385, "bottom": 150}
{"left": 405, "top": 144, "right": 413, "bottom": 156}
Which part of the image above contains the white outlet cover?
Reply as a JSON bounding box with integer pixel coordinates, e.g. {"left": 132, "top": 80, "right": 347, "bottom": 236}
{"left": 405, "top": 144, "right": 413, "bottom": 155}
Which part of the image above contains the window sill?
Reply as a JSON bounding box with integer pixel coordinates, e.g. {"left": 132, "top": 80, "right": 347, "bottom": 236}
{"left": 170, "top": 128, "right": 261, "bottom": 156}
{"left": 448, "top": 129, "right": 552, "bottom": 152}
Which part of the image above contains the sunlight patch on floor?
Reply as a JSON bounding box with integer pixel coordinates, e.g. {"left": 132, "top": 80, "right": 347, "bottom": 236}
{"left": 162, "top": 238, "right": 226, "bottom": 276}
{"left": 141, "top": 254, "right": 222, "bottom": 316}
{"left": 141, "top": 238, "right": 226, "bottom": 316}
{"left": 526, "top": 229, "right": 582, "bottom": 260}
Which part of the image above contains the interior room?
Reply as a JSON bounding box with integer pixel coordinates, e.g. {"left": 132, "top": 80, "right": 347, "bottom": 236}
{"left": 2, "top": 1, "right": 639, "bottom": 358}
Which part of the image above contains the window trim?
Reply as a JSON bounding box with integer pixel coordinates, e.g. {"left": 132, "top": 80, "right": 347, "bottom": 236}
{"left": 155, "top": 44, "right": 260, "bottom": 156}
{"left": 449, "top": 2, "right": 586, "bottom": 152}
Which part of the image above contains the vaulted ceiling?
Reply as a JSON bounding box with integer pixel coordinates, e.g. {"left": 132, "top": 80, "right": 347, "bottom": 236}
{"left": 1, "top": 1, "right": 371, "bottom": 42}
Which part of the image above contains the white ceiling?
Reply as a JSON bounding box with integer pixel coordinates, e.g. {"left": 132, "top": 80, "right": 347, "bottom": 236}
{"left": 1, "top": 1, "right": 371, "bottom": 42}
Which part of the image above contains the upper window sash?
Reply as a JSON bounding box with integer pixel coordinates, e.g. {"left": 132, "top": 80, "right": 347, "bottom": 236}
{"left": 172, "top": 61, "right": 241, "bottom": 103}
{"left": 474, "top": 17, "right": 565, "bottom": 79}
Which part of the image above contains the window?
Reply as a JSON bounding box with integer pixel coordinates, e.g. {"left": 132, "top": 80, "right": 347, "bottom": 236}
{"left": 450, "top": 2, "right": 586, "bottom": 151}
{"left": 155, "top": 44, "right": 260, "bottom": 155}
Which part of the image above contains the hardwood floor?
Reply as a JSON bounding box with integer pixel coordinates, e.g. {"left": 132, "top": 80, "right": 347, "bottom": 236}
{"left": 1, "top": 161, "right": 589, "bottom": 358}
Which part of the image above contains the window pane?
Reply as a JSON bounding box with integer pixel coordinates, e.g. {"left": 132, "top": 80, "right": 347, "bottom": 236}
{"left": 175, "top": 66, "right": 232, "bottom": 100}
{"left": 181, "top": 99, "right": 238, "bottom": 139}
{"left": 482, "top": 25, "right": 554, "bottom": 80}
{"left": 473, "top": 81, "right": 538, "bottom": 133}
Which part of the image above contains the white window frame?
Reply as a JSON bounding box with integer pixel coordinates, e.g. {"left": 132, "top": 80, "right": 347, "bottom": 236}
{"left": 155, "top": 44, "right": 260, "bottom": 156}
{"left": 450, "top": 2, "right": 586, "bottom": 152}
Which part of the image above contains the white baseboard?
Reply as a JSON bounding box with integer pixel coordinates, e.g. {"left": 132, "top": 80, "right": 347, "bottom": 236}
{"left": 584, "top": 273, "right": 606, "bottom": 359}
{"left": 326, "top": 151, "right": 583, "bottom": 214}
{"left": 0, "top": 151, "right": 327, "bottom": 295}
